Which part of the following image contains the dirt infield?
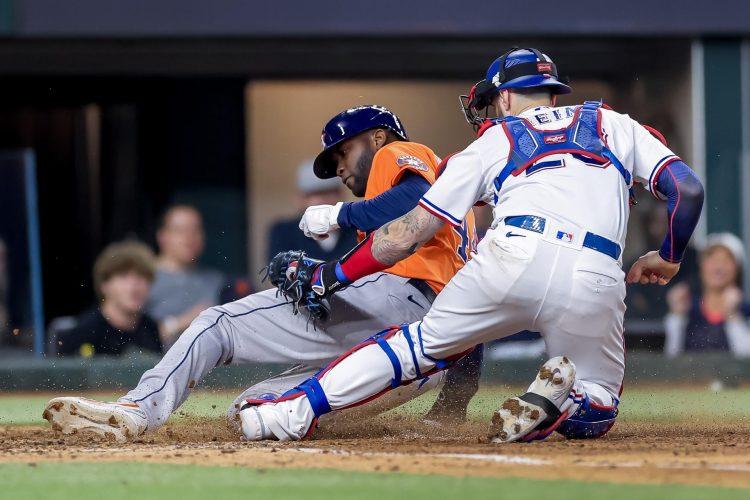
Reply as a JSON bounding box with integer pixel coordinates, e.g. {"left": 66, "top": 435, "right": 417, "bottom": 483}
{"left": 2, "top": 416, "right": 750, "bottom": 488}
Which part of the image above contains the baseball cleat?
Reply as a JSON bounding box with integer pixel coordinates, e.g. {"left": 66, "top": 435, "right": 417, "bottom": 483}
{"left": 488, "top": 356, "right": 576, "bottom": 443}
{"left": 238, "top": 403, "right": 278, "bottom": 442}
{"left": 43, "top": 397, "right": 147, "bottom": 443}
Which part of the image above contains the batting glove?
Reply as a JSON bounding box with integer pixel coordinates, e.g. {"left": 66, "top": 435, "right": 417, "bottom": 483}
{"left": 299, "top": 202, "right": 344, "bottom": 240}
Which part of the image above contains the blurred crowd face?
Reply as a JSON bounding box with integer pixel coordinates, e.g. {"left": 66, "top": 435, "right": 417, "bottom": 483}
{"left": 700, "top": 246, "right": 739, "bottom": 291}
{"left": 157, "top": 206, "right": 205, "bottom": 266}
{"left": 100, "top": 270, "right": 151, "bottom": 315}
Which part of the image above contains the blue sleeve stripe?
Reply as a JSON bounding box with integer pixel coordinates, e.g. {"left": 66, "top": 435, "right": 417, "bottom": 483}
{"left": 418, "top": 197, "right": 462, "bottom": 226}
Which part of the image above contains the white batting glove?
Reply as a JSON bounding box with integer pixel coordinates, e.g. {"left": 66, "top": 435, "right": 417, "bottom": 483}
{"left": 299, "top": 202, "right": 343, "bottom": 240}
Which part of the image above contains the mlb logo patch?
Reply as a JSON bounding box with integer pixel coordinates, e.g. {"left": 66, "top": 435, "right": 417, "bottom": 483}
{"left": 396, "top": 155, "right": 429, "bottom": 172}
{"left": 556, "top": 231, "right": 574, "bottom": 243}
{"left": 537, "top": 62, "right": 552, "bottom": 73}
{"left": 544, "top": 133, "right": 567, "bottom": 144}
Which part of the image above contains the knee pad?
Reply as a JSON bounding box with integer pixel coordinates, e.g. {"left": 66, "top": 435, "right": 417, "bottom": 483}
{"left": 556, "top": 393, "right": 618, "bottom": 439}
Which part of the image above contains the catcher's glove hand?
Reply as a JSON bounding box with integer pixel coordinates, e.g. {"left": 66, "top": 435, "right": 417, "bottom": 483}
{"left": 264, "top": 250, "right": 331, "bottom": 322}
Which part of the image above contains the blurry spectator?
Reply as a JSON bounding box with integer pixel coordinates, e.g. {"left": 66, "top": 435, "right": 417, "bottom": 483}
{"left": 267, "top": 161, "right": 358, "bottom": 263}
{"left": 664, "top": 233, "right": 750, "bottom": 358}
{"left": 57, "top": 241, "right": 161, "bottom": 357}
{"left": 146, "top": 204, "right": 224, "bottom": 347}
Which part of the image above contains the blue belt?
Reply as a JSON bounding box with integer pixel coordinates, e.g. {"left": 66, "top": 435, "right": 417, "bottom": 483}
{"left": 504, "top": 215, "right": 621, "bottom": 260}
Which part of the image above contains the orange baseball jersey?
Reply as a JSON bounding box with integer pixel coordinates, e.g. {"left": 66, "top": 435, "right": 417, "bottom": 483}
{"left": 360, "top": 141, "right": 477, "bottom": 293}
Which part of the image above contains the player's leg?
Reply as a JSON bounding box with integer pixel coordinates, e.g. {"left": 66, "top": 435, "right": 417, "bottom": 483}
{"left": 490, "top": 247, "right": 626, "bottom": 442}
{"left": 424, "top": 345, "right": 483, "bottom": 423}
{"left": 126, "top": 273, "right": 433, "bottom": 427}
{"left": 239, "top": 231, "right": 545, "bottom": 441}
{"left": 226, "top": 364, "right": 444, "bottom": 432}
{"left": 541, "top": 249, "right": 626, "bottom": 439}
{"left": 44, "top": 274, "right": 432, "bottom": 440}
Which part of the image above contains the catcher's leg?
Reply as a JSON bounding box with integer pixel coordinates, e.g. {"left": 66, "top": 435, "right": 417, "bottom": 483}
{"left": 542, "top": 292, "right": 625, "bottom": 440}
{"left": 239, "top": 324, "right": 464, "bottom": 441}
{"left": 508, "top": 243, "right": 626, "bottom": 441}
{"left": 227, "top": 363, "right": 445, "bottom": 433}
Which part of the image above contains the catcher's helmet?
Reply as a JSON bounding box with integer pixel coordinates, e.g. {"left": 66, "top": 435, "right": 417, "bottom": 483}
{"left": 487, "top": 48, "right": 570, "bottom": 95}
{"left": 460, "top": 48, "right": 571, "bottom": 129}
{"left": 313, "top": 105, "right": 408, "bottom": 179}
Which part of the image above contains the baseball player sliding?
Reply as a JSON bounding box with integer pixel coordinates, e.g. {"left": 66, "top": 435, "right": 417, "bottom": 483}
{"left": 43, "top": 105, "right": 479, "bottom": 441}
{"left": 238, "top": 48, "right": 705, "bottom": 442}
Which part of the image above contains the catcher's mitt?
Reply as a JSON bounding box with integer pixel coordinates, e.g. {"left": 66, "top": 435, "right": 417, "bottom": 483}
{"left": 263, "top": 250, "right": 330, "bottom": 322}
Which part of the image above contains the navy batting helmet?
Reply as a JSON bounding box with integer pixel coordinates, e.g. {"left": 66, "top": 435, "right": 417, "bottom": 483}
{"left": 313, "top": 105, "right": 409, "bottom": 179}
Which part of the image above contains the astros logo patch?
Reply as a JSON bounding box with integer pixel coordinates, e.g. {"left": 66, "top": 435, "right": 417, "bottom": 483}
{"left": 396, "top": 155, "right": 429, "bottom": 172}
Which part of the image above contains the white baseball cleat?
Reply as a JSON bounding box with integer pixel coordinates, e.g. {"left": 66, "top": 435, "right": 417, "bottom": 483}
{"left": 43, "top": 397, "right": 148, "bottom": 443}
{"left": 488, "top": 356, "right": 576, "bottom": 443}
{"left": 238, "top": 403, "right": 280, "bottom": 442}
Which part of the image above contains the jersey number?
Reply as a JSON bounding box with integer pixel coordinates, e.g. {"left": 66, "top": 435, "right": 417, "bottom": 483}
{"left": 452, "top": 220, "right": 475, "bottom": 263}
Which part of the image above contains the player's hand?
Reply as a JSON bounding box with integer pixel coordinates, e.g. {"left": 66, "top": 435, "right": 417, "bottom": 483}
{"left": 723, "top": 286, "right": 743, "bottom": 318}
{"left": 299, "top": 202, "right": 343, "bottom": 240}
{"left": 626, "top": 251, "right": 681, "bottom": 286}
{"left": 666, "top": 282, "right": 691, "bottom": 314}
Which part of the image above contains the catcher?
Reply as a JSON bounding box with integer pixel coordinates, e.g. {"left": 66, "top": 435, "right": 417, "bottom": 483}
{"left": 43, "top": 105, "right": 479, "bottom": 441}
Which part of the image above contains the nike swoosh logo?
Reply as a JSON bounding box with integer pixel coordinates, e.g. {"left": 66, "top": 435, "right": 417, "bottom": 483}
{"left": 407, "top": 295, "right": 424, "bottom": 309}
{"left": 506, "top": 231, "right": 526, "bottom": 238}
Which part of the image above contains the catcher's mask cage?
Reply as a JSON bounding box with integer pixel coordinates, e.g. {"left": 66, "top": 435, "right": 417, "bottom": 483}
{"left": 459, "top": 79, "right": 497, "bottom": 132}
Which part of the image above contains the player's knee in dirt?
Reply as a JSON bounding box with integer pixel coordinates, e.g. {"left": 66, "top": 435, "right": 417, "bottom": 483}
{"left": 556, "top": 393, "right": 619, "bottom": 439}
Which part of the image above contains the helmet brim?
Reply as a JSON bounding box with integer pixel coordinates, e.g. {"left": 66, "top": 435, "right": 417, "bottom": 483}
{"left": 497, "top": 75, "right": 572, "bottom": 95}
{"left": 313, "top": 149, "right": 337, "bottom": 179}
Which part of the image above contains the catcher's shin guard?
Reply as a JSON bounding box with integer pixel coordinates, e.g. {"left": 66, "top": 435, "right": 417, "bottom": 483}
{"left": 556, "top": 392, "right": 619, "bottom": 439}
{"left": 240, "top": 324, "right": 469, "bottom": 441}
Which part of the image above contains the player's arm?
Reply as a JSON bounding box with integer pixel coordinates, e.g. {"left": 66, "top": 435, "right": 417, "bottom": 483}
{"left": 297, "top": 146, "right": 486, "bottom": 297}
{"left": 300, "top": 169, "right": 431, "bottom": 239}
{"left": 626, "top": 121, "right": 705, "bottom": 285}
{"left": 338, "top": 173, "right": 431, "bottom": 233}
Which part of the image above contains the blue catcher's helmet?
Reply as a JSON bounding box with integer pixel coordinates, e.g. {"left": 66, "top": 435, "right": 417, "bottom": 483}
{"left": 460, "top": 47, "right": 571, "bottom": 130}
{"left": 487, "top": 48, "right": 571, "bottom": 95}
{"left": 313, "top": 105, "right": 409, "bottom": 179}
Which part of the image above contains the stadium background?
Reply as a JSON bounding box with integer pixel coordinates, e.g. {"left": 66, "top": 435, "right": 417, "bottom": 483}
{"left": 1, "top": 1, "right": 750, "bottom": 498}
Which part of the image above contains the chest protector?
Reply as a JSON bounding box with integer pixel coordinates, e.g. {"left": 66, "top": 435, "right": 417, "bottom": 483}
{"left": 483, "top": 101, "right": 635, "bottom": 204}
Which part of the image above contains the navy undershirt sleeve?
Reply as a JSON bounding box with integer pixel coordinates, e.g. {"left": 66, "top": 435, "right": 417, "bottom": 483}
{"left": 654, "top": 160, "right": 704, "bottom": 263}
{"left": 337, "top": 173, "right": 431, "bottom": 233}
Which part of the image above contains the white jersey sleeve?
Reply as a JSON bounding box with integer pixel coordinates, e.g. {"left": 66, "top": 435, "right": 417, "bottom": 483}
{"left": 419, "top": 127, "right": 509, "bottom": 226}
{"left": 628, "top": 118, "right": 681, "bottom": 198}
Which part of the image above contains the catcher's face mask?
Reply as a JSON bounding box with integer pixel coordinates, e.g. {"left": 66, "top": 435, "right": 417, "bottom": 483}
{"left": 459, "top": 79, "right": 498, "bottom": 132}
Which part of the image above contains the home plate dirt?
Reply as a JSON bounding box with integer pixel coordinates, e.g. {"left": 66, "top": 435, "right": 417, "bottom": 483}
{"left": 2, "top": 417, "right": 750, "bottom": 488}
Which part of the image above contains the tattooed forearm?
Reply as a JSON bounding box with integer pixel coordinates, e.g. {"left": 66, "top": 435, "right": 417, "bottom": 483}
{"left": 371, "top": 206, "right": 445, "bottom": 266}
